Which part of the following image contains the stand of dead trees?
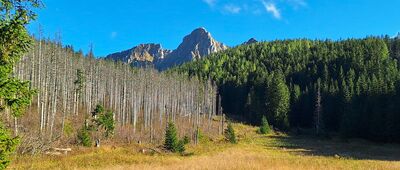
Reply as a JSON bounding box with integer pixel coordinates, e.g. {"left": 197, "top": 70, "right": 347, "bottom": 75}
{"left": 8, "top": 37, "right": 221, "bottom": 150}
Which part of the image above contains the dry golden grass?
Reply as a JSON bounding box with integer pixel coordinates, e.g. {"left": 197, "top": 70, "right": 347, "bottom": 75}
{"left": 10, "top": 123, "right": 400, "bottom": 170}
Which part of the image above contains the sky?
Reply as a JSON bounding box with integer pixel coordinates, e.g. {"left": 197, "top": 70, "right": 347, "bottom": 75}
{"left": 28, "top": 0, "right": 400, "bottom": 57}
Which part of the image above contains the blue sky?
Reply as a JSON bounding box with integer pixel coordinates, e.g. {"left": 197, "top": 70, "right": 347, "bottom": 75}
{"left": 28, "top": 0, "right": 400, "bottom": 57}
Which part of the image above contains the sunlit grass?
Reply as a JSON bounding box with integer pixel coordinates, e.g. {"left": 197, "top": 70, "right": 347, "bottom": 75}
{"left": 10, "top": 123, "right": 400, "bottom": 170}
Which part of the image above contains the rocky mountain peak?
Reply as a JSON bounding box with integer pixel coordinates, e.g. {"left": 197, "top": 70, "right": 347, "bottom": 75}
{"left": 106, "top": 43, "right": 170, "bottom": 64}
{"left": 243, "top": 38, "right": 258, "bottom": 45}
{"left": 165, "top": 27, "right": 228, "bottom": 64}
{"left": 106, "top": 27, "right": 228, "bottom": 70}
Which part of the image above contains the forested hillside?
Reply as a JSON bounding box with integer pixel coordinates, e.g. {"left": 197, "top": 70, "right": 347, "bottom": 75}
{"left": 176, "top": 37, "right": 400, "bottom": 142}
{"left": 8, "top": 38, "right": 219, "bottom": 152}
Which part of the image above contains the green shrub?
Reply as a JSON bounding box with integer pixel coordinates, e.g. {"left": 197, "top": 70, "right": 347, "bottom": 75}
{"left": 0, "top": 122, "right": 19, "bottom": 169}
{"left": 94, "top": 104, "right": 104, "bottom": 114}
{"left": 164, "top": 122, "right": 187, "bottom": 153}
{"left": 63, "top": 120, "right": 74, "bottom": 137}
{"left": 96, "top": 110, "right": 115, "bottom": 138}
{"left": 77, "top": 126, "right": 91, "bottom": 147}
{"left": 183, "top": 135, "right": 190, "bottom": 145}
{"left": 258, "top": 116, "right": 271, "bottom": 134}
{"left": 225, "top": 122, "right": 237, "bottom": 144}
{"left": 164, "top": 122, "right": 178, "bottom": 152}
{"left": 176, "top": 139, "right": 186, "bottom": 154}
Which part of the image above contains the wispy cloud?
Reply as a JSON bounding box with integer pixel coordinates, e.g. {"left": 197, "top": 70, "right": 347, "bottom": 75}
{"left": 262, "top": 1, "right": 281, "bottom": 19}
{"left": 201, "top": 0, "right": 306, "bottom": 20}
{"left": 223, "top": 4, "right": 241, "bottom": 14}
{"left": 203, "top": 0, "right": 216, "bottom": 7}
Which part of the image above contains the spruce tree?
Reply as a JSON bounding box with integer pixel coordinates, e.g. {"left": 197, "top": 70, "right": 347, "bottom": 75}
{"left": 0, "top": 0, "right": 39, "bottom": 124}
{"left": 259, "top": 116, "right": 271, "bottom": 134}
{"left": 225, "top": 122, "right": 237, "bottom": 144}
{"left": 176, "top": 140, "right": 186, "bottom": 154}
{"left": 77, "top": 125, "right": 91, "bottom": 147}
{"left": 96, "top": 110, "right": 115, "bottom": 138}
{"left": 266, "top": 73, "right": 290, "bottom": 130}
{"left": 0, "top": 1, "right": 41, "bottom": 168}
{"left": 164, "top": 122, "right": 178, "bottom": 152}
{"left": 0, "top": 122, "right": 19, "bottom": 169}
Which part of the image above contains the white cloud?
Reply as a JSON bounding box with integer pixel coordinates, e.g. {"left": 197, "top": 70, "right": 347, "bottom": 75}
{"left": 223, "top": 4, "right": 241, "bottom": 14}
{"left": 201, "top": 0, "right": 306, "bottom": 20}
{"left": 203, "top": 0, "right": 216, "bottom": 7}
{"left": 110, "top": 32, "right": 118, "bottom": 39}
{"left": 262, "top": 1, "right": 281, "bottom": 19}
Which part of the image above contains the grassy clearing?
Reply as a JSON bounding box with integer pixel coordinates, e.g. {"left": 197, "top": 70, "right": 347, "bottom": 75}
{"left": 10, "top": 123, "right": 400, "bottom": 170}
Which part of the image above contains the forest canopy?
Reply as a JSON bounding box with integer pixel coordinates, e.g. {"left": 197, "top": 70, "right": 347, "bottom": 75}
{"left": 175, "top": 37, "right": 400, "bottom": 142}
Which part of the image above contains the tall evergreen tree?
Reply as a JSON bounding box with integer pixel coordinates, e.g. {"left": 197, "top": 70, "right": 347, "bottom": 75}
{"left": 266, "top": 73, "right": 290, "bottom": 130}
{"left": 0, "top": 1, "right": 40, "bottom": 168}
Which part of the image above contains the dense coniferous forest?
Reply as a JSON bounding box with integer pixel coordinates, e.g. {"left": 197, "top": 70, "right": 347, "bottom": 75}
{"left": 175, "top": 37, "right": 400, "bottom": 142}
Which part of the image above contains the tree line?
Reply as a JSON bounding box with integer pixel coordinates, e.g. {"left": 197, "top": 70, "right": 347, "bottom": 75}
{"left": 175, "top": 37, "right": 400, "bottom": 142}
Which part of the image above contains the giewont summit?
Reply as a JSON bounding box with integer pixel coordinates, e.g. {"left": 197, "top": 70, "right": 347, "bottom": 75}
{"left": 106, "top": 27, "right": 228, "bottom": 70}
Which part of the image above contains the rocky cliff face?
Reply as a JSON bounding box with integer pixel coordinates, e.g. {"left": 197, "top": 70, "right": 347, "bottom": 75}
{"left": 166, "top": 27, "right": 227, "bottom": 62}
{"left": 106, "top": 43, "right": 170, "bottom": 66}
{"left": 106, "top": 27, "right": 228, "bottom": 70}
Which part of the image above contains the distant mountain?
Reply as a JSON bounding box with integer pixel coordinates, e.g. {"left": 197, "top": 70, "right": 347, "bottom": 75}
{"left": 105, "top": 43, "right": 171, "bottom": 67}
{"left": 243, "top": 38, "right": 258, "bottom": 45}
{"left": 106, "top": 27, "right": 228, "bottom": 70}
{"left": 159, "top": 28, "right": 228, "bottom": 69}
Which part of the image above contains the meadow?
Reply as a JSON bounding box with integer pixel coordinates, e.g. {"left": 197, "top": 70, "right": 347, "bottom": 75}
{"left": 10, "top": 124, "right": 400, "bottom": 170}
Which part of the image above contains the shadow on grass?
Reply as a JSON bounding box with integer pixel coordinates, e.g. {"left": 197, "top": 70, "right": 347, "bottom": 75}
{"left": 266, "top": 135, "right": 400, "bottom": 161}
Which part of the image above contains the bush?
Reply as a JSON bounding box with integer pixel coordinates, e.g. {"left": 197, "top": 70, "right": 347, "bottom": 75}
{"left": 164, "top": 122, "right": 178, "bottom": 152}
{"left": 77, "top": 126, "right": 91, "bottom": 147}
{"left": 183, "top": 135, "right": 190, "bottom": 145}
{"left": 0, "top": 122, "right": 19, "bottom": 169}
{"left": 96, "top": 110, "right": 115, "bottom": 138}
{"left": 258, "top": 116, "right": 271, "bottom": 134}
{"left": 164, "top": 122, "right": 187, "bottom": 153}
{"left": 176, "top": 140, "right": 186, "bottom": 154}
{"left": 63, "top": 120, "right": 74, "bottom": 137}
{"left": 225, "top": 122, "right": 237, "bottom": 144}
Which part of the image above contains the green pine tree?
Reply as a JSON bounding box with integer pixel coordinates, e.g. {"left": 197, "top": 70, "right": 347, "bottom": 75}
{"left": 0, "top": 1, "right": 41, "bottom": 168}
{"left": 96, "top": 110, "right": 115, "bottom": 138}
{"left": 176, "top": 139, "right": 186, "bottom": 154}
{"left": 266, "top": 73, "right": 290, "bottom": 130}
{"left": 225, "top": 122, "right": 237, "bottom": 144}
{"left": 0, "top": 122, "right": 19, "bottom": 169}
{"left": 259, "top": 116, "right": 271, "bottom": 134}
{"left": 77, "top": 125, "right": 91, "bottom": 147}
{"left": 164, "top": 122, "right": 178, "bottom": 152}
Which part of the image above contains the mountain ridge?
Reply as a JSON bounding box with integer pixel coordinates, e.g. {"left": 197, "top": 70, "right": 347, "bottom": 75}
{"left": 105, "top": 27, "right": 228, "bottom": 70}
